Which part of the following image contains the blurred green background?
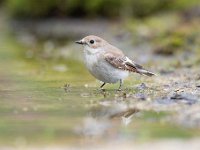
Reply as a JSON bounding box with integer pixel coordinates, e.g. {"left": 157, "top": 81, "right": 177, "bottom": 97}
{"left": 2, "top": 0, "right": 200, "bottom": 18}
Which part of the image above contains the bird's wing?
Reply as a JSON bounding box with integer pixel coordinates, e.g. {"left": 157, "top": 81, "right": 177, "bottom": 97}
{"left": 104, "top": 52, "right": 141, "bottom": 72}
{"left": 104, "top": 52, "right": 155, "bottom": 76}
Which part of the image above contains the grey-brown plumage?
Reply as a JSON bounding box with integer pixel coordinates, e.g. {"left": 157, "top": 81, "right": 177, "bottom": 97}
{"left": 76, "top": 35, "right": 156, "bottom": 90}
{"left": 104, "top": 52, "right": 155, "bottom": 76}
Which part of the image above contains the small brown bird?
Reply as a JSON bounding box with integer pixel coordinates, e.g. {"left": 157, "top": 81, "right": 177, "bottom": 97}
{"left": 76, "top": 35, "right": 155, "bottom": 90}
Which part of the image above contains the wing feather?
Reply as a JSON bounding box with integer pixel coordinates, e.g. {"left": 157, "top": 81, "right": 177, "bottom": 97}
{"left": 104, "top": 52, "right": 155, "bottom": 76}
{"left": 104, "top": 53, "right": 138, "bottom": 72}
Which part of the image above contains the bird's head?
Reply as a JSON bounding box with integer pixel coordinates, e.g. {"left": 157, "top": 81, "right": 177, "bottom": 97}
{"left": 76, "top": 35, "right": 107, "bottom": 53}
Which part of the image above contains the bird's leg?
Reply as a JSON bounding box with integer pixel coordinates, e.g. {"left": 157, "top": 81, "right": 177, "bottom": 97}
{"left": 118, "top": 79, "right": 123, "bottom": 91}
{"left": 100, "top": 82, "right": 106, "bottom": 90}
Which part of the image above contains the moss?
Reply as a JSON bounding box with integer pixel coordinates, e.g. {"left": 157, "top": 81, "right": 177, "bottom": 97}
{"left": 154, "top": 35, "right": 185, "bottom": 55}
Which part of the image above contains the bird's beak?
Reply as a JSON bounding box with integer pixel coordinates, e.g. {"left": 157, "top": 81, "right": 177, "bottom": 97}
{"left": 75, "top": 40, "right": 84, "bottom": 45}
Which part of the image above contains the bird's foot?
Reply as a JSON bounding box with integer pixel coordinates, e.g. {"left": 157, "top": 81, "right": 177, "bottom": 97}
{"left": 117, "top": 79, "right": 123, "bottom": 92}
{"left": 100, "top": 88, "right": 106, "bottom": 92}
{"left": 117, "top": 88, "right": 122, "bottom": 91}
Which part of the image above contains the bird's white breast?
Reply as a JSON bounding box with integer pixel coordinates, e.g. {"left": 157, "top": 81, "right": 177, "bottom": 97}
{"left": 83, "top": 47, "right": 100, "bottom": 72}
{"left": 83, "top": 48, "right": 129, "bottom": 83}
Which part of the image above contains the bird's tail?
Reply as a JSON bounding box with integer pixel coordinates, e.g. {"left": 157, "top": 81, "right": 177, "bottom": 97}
{"left": 136, "top": 68, "right": 156, "bottom": 77}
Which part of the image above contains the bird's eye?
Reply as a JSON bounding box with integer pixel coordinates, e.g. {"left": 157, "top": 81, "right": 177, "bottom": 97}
{"left": 90, "top": 40, "right": 94, "bottom": 44}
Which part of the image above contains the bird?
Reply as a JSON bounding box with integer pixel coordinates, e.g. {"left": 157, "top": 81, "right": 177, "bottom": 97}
{"left": 75, "top": 35, "right": 155, "bottom": 91}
